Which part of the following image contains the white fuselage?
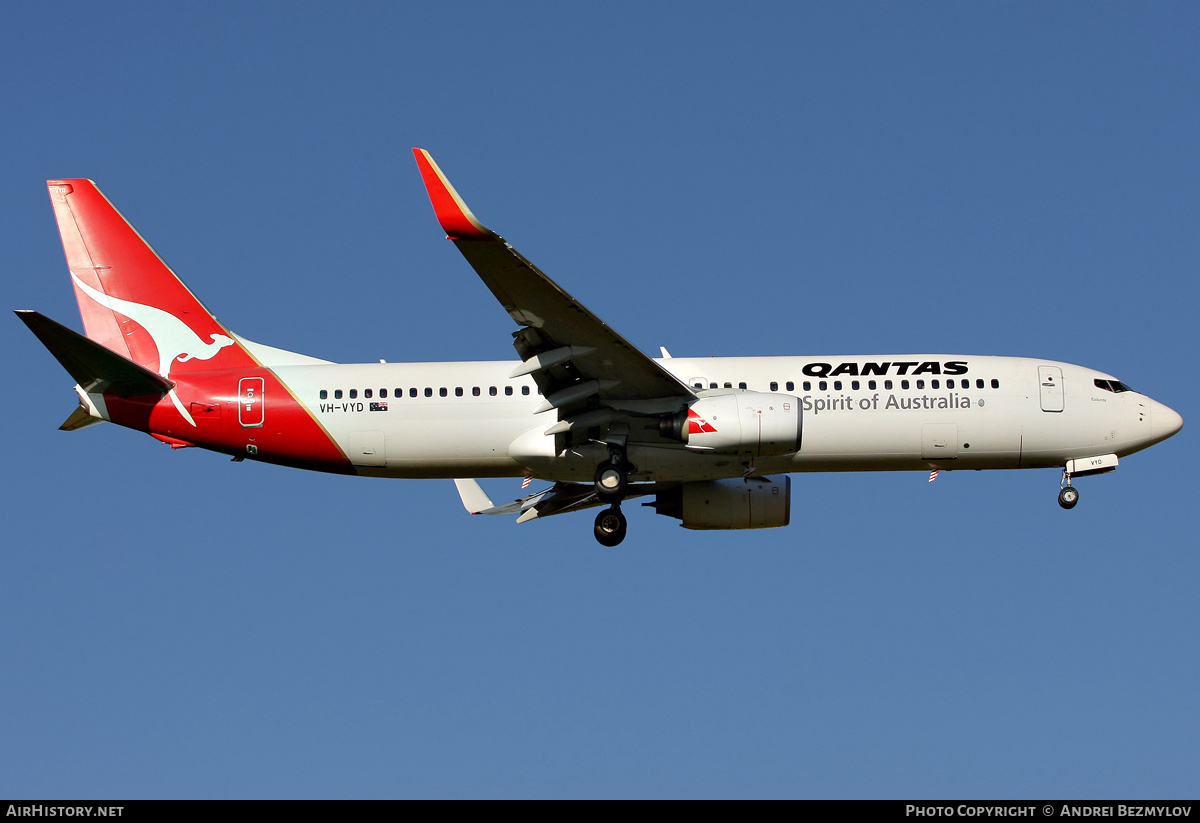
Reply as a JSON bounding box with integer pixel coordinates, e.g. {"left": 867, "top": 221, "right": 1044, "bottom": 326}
{"left": 274, "top": 354, "right": 1172, "bottom": 481}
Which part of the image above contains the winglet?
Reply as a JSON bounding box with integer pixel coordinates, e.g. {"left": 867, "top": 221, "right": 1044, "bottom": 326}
{"left": 453, "top": 478, "right": 496, "bottom": 514}
{"left": 412, "top": 149, "right": 495, "bottom": 240}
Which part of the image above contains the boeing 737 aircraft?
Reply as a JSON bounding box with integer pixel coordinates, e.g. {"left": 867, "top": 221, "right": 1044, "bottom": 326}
{"left": 18, "top": 150, "right": 1183, "bottom": 545}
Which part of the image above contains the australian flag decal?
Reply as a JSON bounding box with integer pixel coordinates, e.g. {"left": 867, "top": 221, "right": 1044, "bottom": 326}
{"left": 370, "top": 402, "right": 388, "bottom": 412}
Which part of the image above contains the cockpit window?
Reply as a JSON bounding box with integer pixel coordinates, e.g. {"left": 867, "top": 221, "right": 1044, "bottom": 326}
{"left": 1095, "top": 378, "right": 1133, "bottom": 394}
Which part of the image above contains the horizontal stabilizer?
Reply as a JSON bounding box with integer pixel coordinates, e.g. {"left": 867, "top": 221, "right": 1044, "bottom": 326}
{"left": 59, "top": 404, "right": 105, "bottom": 431}
{"left": 16, "top": 310, "right": 173, "bottom": 396}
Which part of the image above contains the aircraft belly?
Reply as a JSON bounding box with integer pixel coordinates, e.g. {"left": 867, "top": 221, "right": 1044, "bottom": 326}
{"left": 318, "top": 403, "right": 532, "bottom": 476}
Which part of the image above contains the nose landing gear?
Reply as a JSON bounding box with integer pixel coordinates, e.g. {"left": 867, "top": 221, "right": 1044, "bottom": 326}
{"left": 1058, "top": 468, "right": 1079, "bottom": 510}
{"left": 1056, "top": 454, "right": 1118, "bottom": 509}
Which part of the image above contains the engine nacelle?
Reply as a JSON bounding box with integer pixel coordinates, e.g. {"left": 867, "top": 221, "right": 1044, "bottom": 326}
{"left": 650, "top": 477, "right": 791, "bottom": 530}
{"left": 660, "top": 392, "right": 802, "bottom": 458}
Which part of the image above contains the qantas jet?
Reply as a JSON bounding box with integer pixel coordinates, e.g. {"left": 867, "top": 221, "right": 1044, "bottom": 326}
{"left": 17, "top": 150, "right": 1183, "bottom": 545}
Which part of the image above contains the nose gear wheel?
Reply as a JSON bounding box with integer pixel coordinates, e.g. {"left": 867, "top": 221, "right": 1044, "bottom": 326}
{"left": 1058, "top": 468, "right": 1079, "bottom": 509}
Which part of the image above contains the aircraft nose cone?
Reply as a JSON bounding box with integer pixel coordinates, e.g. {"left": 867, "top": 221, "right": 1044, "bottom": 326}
{"left": 1151, "top": 400, "right": 1183, "bottom": 442}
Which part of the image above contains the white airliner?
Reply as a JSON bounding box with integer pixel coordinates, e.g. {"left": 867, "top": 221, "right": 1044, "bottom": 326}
{"left": 17, "top": 150, "right": 1183, "bottom": 545}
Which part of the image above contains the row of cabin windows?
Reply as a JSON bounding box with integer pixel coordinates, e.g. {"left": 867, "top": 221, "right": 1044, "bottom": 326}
{"left": 320, "top": 377, "right": 1003, "bottom": 401}
{"left": 319, "top": 386, "right": 540, "bottom": 400}
{"left": 692, "top": 378, "right": 1003, "bottom": 391}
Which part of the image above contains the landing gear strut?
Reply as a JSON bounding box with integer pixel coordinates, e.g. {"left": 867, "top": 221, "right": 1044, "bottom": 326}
{"left": 594, "top": 506, "right": 627, "bottom": 547}
{"left": 1058, "top": 469, "right": 1079, "bottom": 510}
{"left": 593, "top": 426, "right": 631, "bottom": 544}
{"left": 595, "top": 424, "right": 631, "bottom": 504}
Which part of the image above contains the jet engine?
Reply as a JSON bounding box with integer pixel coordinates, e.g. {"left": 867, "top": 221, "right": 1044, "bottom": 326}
{"left": 659, "top": 392, "right": 802, "bottom": 458}
{"left": 648, "top": 477, "right": 791, "bottom": 530}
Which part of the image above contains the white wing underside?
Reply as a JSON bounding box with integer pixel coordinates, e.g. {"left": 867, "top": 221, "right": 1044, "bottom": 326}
{"left": 453, "top": 478, "right": 656, "bottom": 523}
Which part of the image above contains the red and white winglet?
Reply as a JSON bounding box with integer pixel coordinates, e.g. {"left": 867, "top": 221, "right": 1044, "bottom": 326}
{"left": 412, "top": 149, "right": 495, "bottom": 240}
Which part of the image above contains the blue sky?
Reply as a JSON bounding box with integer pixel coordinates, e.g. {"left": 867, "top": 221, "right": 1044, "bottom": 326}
{"left": 2, "top": 1, "right": 1197, "bottom": 799}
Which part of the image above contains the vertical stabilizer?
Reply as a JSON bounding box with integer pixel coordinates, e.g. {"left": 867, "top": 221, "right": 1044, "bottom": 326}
{"left": 46, "top": 180, "right": 251, "bottom": 379}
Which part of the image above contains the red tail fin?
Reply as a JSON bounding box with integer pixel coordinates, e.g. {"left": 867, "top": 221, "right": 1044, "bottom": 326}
{"left": 47, "top": 180, "right": 251, "bottom": 378}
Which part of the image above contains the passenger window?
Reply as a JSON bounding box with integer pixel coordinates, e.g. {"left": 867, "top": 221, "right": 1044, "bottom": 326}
{"left": 335, "top": 390, "right": 343, "bottom": 399}
{"left": 786, "top": 382, "right": 794, "bottom": 392}
{"left": 320, "top": 390, "right": 327, "bottom": 400}
{"left": 901, "top": 380, "right": 910, "bottom": 390}
{"left": 931, "top": 380, "right": 939, "bottom": 389}
{"left": 349, "top": 389, "right": 358, "bottom": 399}
{"left": 991, "top": 379, "right": 999, "bottom": 389}
{"left": 489, "top": 386, "right": 497, "bottom": 396}
{"left": 976, "top": 379, "right": 985, "bottom": 389}
{"left": 947, "top": 379, "right": 955, "bottom": 388}
{"left": 868, "top": 380, "right": 877, "bottom": 390}
{"left": 425, "top": 388, "right": 432, "bottom": 397}
{"left": 852, "top": 381, "right": 860, "bottom": 390}
{"left": 834, "top": 381, "right": 842, "bottom": 390}
{"left": 364, "top": 389, "right": 373, "bottom": 399}
{"left": 884, "top": 380, "right": 893, "bottom": 390}
{"left": 802, "top": 382, "right": 810, "bottom": 391}
{"left": 410, "top": 388, "right": 418, "bottom": 397}
{"left": 694, "top": 382, "right": 703, "bottom": 389}
{"left": 522, "top": 386, "right": 530, "bottom": 395}
{"left": 439, "top": 388, "right": 447, "bottom": 397}
{"left": 505, "top": 386, "right": 513, "bottom": 396}
{"left": 724, "top": 382, "right": 732, "bottom": 389}
{"left": 770, "top": 382, "right": 778, "bottom": 391}
{"left": 819, "top": 381, "right": 827, "bottom": 391}
{"left": 455, "top": 387, "right": 463, "bottom": 397}
{"left": 709, "top": 382, "right": 718, "bottom": 389}
{"left": 738, "top": 382, "right": 747, "bottom": 390}
{"left": 473, "top": 387, "right": 480, "bottom": 396}
{"left": 380, "top": 389, "right": 388, "bottom": 398}
{"left": 915, "top": 380, "right": 924, "bottom": 389}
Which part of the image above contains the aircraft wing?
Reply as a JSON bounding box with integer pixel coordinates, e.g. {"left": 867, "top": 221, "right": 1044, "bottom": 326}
{"left": 453, "top": 478, "right": 660, "bottom": 524}
{"left": 413, "top": 149, "right": 695, "bottom": 416}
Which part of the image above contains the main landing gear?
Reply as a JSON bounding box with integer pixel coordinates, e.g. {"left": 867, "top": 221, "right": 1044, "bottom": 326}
{"left": 594, "top": 506, "right": 627, "bottom": 547}
{"left": 1058, "top": 468, "right": 1079, "bottom": 510}
{"left": 593, "top": 430, "right": 631, "bottom": 546}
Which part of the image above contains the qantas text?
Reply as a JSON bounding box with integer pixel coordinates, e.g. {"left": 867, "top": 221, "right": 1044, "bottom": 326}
{"left": 801, "top": 360, "right": 968, "bottom": 378}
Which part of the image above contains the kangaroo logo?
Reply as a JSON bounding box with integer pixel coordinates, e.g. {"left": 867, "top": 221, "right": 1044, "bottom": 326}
{"left": 71, "top": 272, "right": 237, "bottom": 426}
{"left": 687, "top": 408, "right": 718, "bottom": 434}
